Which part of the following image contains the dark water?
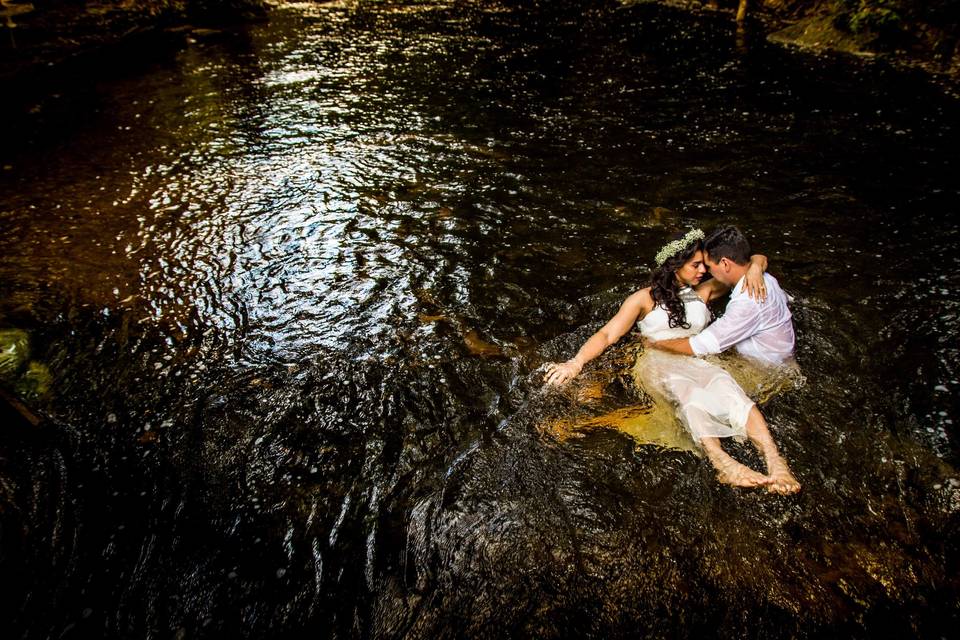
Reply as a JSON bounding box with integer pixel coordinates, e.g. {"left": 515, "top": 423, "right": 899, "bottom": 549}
{"left": 1, "top": 1, "right": 959, "bottom": 637}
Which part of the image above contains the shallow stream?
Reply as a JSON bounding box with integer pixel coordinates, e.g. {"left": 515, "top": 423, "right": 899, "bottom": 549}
{"left": 1, "top": 1, "right": 958, "bottom": 637}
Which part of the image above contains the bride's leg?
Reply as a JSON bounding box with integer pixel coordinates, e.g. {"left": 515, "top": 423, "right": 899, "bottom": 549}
{"left": 744, "top": 406, "right": 801, "bottom": 495}
{"left": 701, "top": 437, "right": 770, "bottom": 488}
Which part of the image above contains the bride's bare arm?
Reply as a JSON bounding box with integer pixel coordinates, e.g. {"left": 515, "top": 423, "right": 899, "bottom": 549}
{"left": 648, "top": 336, "right": 694, "bottom": 355}
{"left": 544, "top": 289, "right": 653, "bottom": 386}
{"left": 697, "top": 254, "right": 768, "bottom": 303}
{"left": 743, "top": 254, "right": 768, "bottom": 302}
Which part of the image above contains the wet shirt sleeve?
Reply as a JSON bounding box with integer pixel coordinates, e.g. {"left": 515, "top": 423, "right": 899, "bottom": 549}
{"left": 689, "top": 297, "right": 762, "bottom": 356}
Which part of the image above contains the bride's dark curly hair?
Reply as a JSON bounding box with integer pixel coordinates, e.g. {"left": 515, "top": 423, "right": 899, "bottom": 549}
{"left": 649, "top": 233, "right": 703, "bottom": 330}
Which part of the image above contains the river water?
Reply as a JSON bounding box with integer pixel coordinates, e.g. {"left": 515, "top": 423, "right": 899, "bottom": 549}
{"left": 1, "top": 1, "right": 958, "bottom": 637}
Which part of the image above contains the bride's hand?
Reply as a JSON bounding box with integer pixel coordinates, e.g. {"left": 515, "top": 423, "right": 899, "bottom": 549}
{"left": 744, "top": 262, "right": 767, "bottom": 303}
{"left": 544, "top": 358, "right": 583, "bottom": 386}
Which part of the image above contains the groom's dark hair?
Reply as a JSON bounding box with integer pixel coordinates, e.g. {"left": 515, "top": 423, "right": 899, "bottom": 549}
{"left": 703, "top": 226, "right": 751, "bottom": 265}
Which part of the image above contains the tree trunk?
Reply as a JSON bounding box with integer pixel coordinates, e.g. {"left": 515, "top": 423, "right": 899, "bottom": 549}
{"left": 736, "top": 0, "right": 748, "bottom": 23}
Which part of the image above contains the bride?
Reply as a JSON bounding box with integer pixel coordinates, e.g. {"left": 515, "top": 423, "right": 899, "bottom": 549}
{"left": 544, "top": 229, "right": 800, "bottom": 493}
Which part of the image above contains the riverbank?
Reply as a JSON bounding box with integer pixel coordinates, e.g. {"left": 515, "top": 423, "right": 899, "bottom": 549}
{"left": 624, "top": 0, "right": 960, "bottom": 85}
{"left": 0, "top": 0, "right": 267, "bottom": 84}
{"left": 3, "top": 1, "right": 959, "bottom": 88}
{"left": 764, "top": 4, "right": 960, "bottom": 84}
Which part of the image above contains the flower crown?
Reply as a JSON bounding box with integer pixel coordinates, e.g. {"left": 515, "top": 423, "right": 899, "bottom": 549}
{"left": 654, "top": 228, "right": 705, "bottom": 266}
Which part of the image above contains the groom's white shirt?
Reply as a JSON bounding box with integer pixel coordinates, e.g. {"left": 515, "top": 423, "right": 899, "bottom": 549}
{"left": 689, "top": 273, "right": 795, "bottom": 365}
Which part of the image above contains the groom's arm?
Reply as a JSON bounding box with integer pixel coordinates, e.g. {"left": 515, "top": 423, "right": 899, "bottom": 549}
{"left": 688, "top": 298, "right": 763, "bottom": 356}
{"left": 648, "top": 294, "right": 765, "bottom": 356}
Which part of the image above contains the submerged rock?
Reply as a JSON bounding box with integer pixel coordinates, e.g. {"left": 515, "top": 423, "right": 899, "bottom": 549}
{"left": 463, "top": 329, "right": 506, "bottom": 358}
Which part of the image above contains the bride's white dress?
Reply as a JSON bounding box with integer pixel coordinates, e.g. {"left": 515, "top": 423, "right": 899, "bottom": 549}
{"left": 635, "top": 287, "right": 755, "bottom": 442}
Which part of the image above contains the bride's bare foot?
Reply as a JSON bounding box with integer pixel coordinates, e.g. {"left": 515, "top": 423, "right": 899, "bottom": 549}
{"left": 715, "top": 458, "right": 770, "bottom": 488}
{"left": 702, "top": 437, "right": 769, "bottom": 488}
{"left": 765, "top": 456, "right": 801, "bottom": 495}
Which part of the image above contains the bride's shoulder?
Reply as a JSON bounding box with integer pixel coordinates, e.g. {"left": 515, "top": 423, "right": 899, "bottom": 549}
{"left": 625, "top": 287, "right": 655, "bottom": 314}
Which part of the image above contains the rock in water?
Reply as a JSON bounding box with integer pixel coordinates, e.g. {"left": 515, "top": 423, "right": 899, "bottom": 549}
{"left": 14, "top": 361, "right": 51, "bottom": 402}
{"left": 0, "top": 329, "right": 30, "bottom": 380}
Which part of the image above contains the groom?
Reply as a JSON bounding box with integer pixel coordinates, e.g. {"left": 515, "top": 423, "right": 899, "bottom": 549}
{"left": 649, "top": 225, "right": 801, "bottom": 494}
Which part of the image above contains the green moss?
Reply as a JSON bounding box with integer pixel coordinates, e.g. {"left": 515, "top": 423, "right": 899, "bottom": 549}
{"left": 835, "top": 0, "right": 897, "bottom": 34}
{"left": 14, "top": 361, "right": 52, "bottom": 402}
{"left": 0, "top": 329, "right": 52, "bottom": 402}
{"left": 0, "top": 329, "right": 30, "bottom": 381}
{"left": 835, "top": 0, "right": 960, "bottom": 39}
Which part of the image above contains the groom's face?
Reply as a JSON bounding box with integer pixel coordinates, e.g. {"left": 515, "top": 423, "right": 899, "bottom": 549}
{"left": 704, "top": 254, "right": 733, "bottom": 286}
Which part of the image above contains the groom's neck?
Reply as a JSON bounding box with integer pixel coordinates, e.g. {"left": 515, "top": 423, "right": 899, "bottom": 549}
{"left": 727, "top": 263, "right": 749, "bottom": 285}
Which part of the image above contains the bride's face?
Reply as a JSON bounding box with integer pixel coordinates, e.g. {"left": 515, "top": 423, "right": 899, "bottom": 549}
{"left": 675, "top": 250, "right": 707, "bottom": 287}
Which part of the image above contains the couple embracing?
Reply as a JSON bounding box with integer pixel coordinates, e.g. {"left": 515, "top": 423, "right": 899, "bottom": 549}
{"left": 545, "top": 226, "right": 801, "bottom": 495}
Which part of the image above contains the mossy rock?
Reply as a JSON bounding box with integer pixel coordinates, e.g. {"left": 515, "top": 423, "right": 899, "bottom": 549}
{"left": 0, "top": 329, "right": 30, "bottom": 381}
{"left": 14, "top": 361, "right": 52, "bottom": 402}
{"left": 768, "top": 14, "right": 881, "bottom": 56}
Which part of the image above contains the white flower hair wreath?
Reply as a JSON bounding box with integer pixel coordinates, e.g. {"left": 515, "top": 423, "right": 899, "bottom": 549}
{"left": 654, "top": 228, "right": 705, "bottom": 266}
